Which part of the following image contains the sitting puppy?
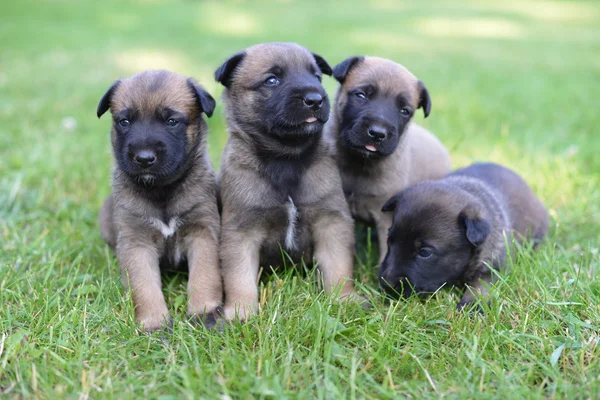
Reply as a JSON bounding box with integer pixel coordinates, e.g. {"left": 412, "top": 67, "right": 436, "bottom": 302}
{"left": 215, "top": 43, "right": 357, "bottom": 321}
{"left": 327, "top": 56, "right": 452, "bottom": 262}
{"left": 379, "top": 162, "right": 549, "bottom": 309}
{"left": 97, "top": 70, "right": 222, "bottom": 331}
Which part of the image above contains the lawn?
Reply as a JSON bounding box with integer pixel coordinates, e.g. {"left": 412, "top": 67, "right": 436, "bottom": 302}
{"left": 1, "top": 0, "right": 599, "bottom": 398}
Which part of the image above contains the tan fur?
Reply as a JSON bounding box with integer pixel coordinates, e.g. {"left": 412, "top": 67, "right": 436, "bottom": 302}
{"left": 327, "top": 57, "right": 452, "bottom": 262}
{"left": 217, "top": 43, "right": 356, "bottom": 321}
{"left": 98, "top": 70, "right": 221, "bottom": 331}
{"left": 340, "top": 57, "right": 422, "bottom": 106}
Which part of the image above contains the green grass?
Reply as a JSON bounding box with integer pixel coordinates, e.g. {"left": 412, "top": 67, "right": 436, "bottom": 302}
{"left": 1, "top": 0, "right": 600, "bottom": 398}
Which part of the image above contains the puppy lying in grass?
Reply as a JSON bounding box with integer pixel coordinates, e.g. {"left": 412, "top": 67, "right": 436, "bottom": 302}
{"left": 379, "top": 162, "right": 548, "bottom": 309}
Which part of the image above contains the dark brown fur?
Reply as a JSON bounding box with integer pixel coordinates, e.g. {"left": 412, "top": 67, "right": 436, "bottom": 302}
{"left": 379, "top": 162, "right": 549, "bottom": 309}
{"left": 97, "top": 70, "right": 222, "bottom": 331}
{"left": 215, "top": 43, "right": 357, "bottom": 320}
{"left": 327, "top": 56, "right": 452, "bottom": 262}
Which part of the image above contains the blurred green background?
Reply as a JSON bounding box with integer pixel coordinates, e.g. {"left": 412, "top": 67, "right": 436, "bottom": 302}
{"left": 1, "top": 0, "right": 599, "bottom": 398}
{"left": 2, "top": 0, "right": 599, "bottom": 240}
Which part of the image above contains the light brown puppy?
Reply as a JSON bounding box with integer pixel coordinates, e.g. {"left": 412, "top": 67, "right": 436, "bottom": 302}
{"left": 97, "top": 70, "right": 222, "bottom": 331}
{"left": 327, "top": 56, "right": 452, "bottom": 262}
{"left": 215, "top": 43, "right": 356, "bottom": 321}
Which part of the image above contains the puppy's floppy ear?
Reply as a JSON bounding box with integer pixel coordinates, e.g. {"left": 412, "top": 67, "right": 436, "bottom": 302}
{"left": 312, "top": 53, "right": 332, "bottom": 76}
{"left": 187, "top": 79, "right": 216, "bottom": 118}
{"left": 97, "top": 80, "right": 120, "bottom": 118}
{"left": 214, "top": 51, "right": 246, "bottom": 88}
{"left": 418, "top": 80, "right": 431, "bottom": 118}
{"left": 382, "top": 193, "right": 403, "bottom": 213}
{"left": 332, "top": 56, "right": 364, "bottom": 83}
{"left": 459, "top": 204, "right": 491, "bottom": 247}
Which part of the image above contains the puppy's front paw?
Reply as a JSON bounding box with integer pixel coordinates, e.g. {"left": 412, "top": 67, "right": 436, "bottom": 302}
{"left": 223, "top": 303, "right": 257, "bottom": 322}
{"left": 137, "top": 313, "right": 172, "bottom": 333}
{"left": 338, "top": 291, "right": 372, "bottom": 309}
{"left": 188, "top": 306, "right": 224, "bottom": 330}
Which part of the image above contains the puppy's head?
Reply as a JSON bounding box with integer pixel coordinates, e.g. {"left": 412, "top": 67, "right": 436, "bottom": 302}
{"left": 379, "top": 182, "right": 491, "bottom": 298}
{"left": 97, "top": 70, "right": 215, "bottom": 187}
{"left": 215, "top": 42, "right": 332, "bottom": 154}
{"left": 332, "top": 56, "right": 431, "bottom": 159}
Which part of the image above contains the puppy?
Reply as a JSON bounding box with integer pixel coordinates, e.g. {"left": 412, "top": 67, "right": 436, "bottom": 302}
{"left": 97, "top": 70, "right": 222, "bottom": 331}
{"left": 379, "top": 162, "right": 549, "bottom": 309}
{"left": 215, "top": 42, "right": 356, "bottom": 320}
{"left": 327, "top": 56, "right": 452, "bottom": 262}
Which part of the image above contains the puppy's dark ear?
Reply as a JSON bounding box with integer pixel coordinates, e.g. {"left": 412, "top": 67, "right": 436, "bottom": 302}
{"left": 459, "top": 205, "right": 491, "bottom": 247}
{"left": 312, "top": 53, "right": 332, "bottom": 76}
{"left": 187, "top": 79, "right": 216, "bottom": 118}
{"left": 418, "top": 80, "right": 431, "bottom": 118}
{"left": 97, "top": 80, "right": 120, "bottom": 118}
{"left": 214, "top": 51, "right": 246, "bottom": 88}
{"left": 332, "top": 56, "right": 364, "bottom": 83}
{"left": 382, "top": 193, "right": 402, "bottom": 213}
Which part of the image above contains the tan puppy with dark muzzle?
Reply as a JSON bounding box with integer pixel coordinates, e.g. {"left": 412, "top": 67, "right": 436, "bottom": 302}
{"left": 97, "top": 70, "right": 222, "bottom": 332}
{"left": 327, "top": 56, "right": 452, "bottom": 262}
{"left": 215, "top": 43, "right": 357, "bottom": 321}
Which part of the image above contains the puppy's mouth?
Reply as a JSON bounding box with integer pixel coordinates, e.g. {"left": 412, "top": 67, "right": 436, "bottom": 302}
{"left": 381, "top": 278, "right": 414, "bottom": 299}
{"left": 346, "top": 143, "right": 383, "bottom": 159}
{"left": 276, "top": 116, "right": 327, "bottom": 137}
{"left": 338, "top": 128, "right": 385, "bottom": 159}
{"left": 125, "top": 164, "right": 182, "bottom": 188}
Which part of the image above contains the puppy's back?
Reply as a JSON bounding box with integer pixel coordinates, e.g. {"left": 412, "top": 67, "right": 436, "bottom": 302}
{"left": 405, "top": 123, "right": 452, "bottom": 185}
{"left": 450, "top": 163, "right": 548, "bottom": 243}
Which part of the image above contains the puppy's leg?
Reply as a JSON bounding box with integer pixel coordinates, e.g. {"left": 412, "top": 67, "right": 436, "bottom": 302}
{"left": 376, "top": 212, "right": 393, "bottom": 264}
{"left": 312, "top": 213, "right": 356, "bottom": 297}
{"left": 220, "top": 228, "right": 263, "bottom": 321}
{"left": 185, "top": 228, "right": 223, "bottom": 326}
{"left": 99, "top": 194, "right": 117, "bottom": 249}
{"left": 457, "top": 272, "right": 492, "bottom": 311}
{"left": 117, "top": 243, "right": 170, "bottom": 331}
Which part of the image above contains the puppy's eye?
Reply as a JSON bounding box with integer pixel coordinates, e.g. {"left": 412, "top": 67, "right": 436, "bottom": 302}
{"left": 400, "top": 108, "right": 411, "bottom": 116}
{"left": 355, "top": 92, "right": 367, "bottom": 100}
{"left": 264, "top": 77, "right": 280, "bottom": 87}
{"left": 417, "top": 248, "right": 433, "bottom": 259}
{"left": 166, "top": 118, "right": 179, "bottom": 127}
{"left": 118, "top": 119, "right": 130, "bottom": 128}
{"left": 315, "top": 74, "right": 322, "bottom": 82}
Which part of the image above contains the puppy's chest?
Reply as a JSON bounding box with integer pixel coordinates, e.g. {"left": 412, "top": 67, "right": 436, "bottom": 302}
{"left": 342, "top": 177, "right": 386, "bottom": 225}
{"left": 144, "top": 215, "right": 188, "bottom": 267}
{"left": 263, "top": 197, "right": 311, "bottom": 253}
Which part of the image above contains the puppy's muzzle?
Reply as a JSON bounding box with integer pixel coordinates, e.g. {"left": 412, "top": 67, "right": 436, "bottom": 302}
{"left": 303, "top": 92, "right": 324, "bottom": 111}
{"left": 379, "top": 269, "right": 411, "bottom": 297}
{"left": 133, "top": 149, "right": 157, "bottom": 169}
{"left": 367, "top": 124, "right": 388, "bottom": 143}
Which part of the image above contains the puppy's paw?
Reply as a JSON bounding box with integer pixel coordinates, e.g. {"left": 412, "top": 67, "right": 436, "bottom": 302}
{"left": 338, "top": 291, "right": 372, "bottom": 309}
{"left": 137, "top": 313, "right": 172, "bottom": 333}
{"left": 222, "top": 303, "right": 257, "bottom": 322}
{"left": 188, "top": 306, "right": 224, "bottom": 330}
{"left": 360, "top": 297, "right": 374, "bottom": 309}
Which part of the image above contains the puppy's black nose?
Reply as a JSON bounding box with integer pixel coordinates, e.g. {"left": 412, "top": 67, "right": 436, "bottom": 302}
{"left": 134, "top": 150, "right": 157, "bottom": 168}
{"left": 368, "top": 126, "right": 387, "bottom": 142}
{"left": 303, "top": 92, "right": 324, "bottom": 110}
